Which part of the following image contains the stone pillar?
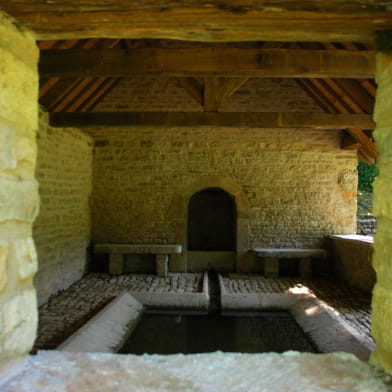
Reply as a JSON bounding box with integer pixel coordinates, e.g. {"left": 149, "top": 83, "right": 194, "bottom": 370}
{"left": 371, "top": 42, "right": 392, "bottom": 373}
{"left": 0, "top": 12, "right": 39, "bottom": 376}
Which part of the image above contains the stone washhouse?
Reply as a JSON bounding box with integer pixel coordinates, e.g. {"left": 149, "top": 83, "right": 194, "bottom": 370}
{"left": 0, "top": 2, "right": 392, "bottom": 391}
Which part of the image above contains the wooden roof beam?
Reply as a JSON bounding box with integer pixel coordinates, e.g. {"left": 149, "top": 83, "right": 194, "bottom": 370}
{"left": 2, "top": 1, "right": 392, "bottom": 42}
{"left": 48, "top": 112, "right": 375, "bottom": 129}
{"left": 39, "top": 48, "right": 375, "bottom": 79}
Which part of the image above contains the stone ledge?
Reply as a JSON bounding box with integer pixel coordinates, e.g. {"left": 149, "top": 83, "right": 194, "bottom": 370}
{"left": 58, "top": 292, "right": 144, "bottom": 353}
{"left": 330, "top": 234, "right": 374, "bottom": 244}
{"left": 94, "top": 243, "right": 182, "bottom": 254}
{"left": 1, "top": 350, "right": 390, "bottom": 392}
{"left": 219, "top": 276, "right": 374, "bottom": 361}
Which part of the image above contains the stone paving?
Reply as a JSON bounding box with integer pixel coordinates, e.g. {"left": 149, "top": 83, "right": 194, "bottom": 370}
{"left": 34, "top": 272, "right": 372, "bottom": 351}
{"left": 34, "top": 273, "right": 204, "bottom": 350}
{"left": 222, "top": 275, "right": 372, "bottom": 340}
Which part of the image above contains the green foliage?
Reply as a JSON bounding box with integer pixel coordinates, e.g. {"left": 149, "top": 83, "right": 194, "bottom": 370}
{"left": 358, "top": 159, "right": 378, "bottom": 193}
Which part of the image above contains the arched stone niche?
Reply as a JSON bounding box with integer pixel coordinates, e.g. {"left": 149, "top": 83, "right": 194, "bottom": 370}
{"left": 168, "top": 175, "right": 250, "bottom": 272}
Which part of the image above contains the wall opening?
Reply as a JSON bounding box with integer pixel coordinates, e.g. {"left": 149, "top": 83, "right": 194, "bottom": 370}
{"left": 188, "top": 188, "right": 237, "bottom": 251}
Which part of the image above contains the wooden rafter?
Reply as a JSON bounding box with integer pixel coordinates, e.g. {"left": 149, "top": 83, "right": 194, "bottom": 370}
{"left": 39, "top": 48, "right": 375, "bottom": 79}
{"left": 2, "top": 1, "right": 392, "bottom": 42}
{"left": 40, "top": 39, "right": 121, "bottom": 111}
{"left": 79, "top": 78, "right": 120, "bottom": 112}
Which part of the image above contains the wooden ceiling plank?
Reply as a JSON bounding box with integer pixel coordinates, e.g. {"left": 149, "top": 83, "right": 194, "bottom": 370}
{"left": 40, "top": 38, "right": 122, "bottom": 111}
{"left": 307, "top": 78, "right": 377, "bottom": 159}
{"left": 323, "top": 78, "right": 364, "bottom": 114}
{"left": 336, "top": 79, "right": 374, "bottom": 113}
{"left": 66, "top": 77, "right": 108, "bottom": 112}
{"left": 40, "top": 78, "right": 82, "bottom": 110}
{"left": 3, "top": 1, "right": 392, "bottom": 42}
{"left": 39, "top": 77, "right": 60, "bottom": 99}
{"left": 359, "top": 79, "right": 377, "bottom": 98}
{"left": 39, "top": 48, "right": 376, "bottom": 79}
{"left": 296, "top": 79, "right": 337, "bottom": 113}
{"left": 177, "top": 77, "right": 204, "bottom": 106}
{"left": 52, "top": 77, "right": 95, "bottom": 112}
{"left": 308, "top": 79, "right": 353, "bottom": 114}
{"left": 79, "top": 78, "right": 120, "bottom": 112}
{"left": 48, "top": 111, "right": 375, "bottom": 129}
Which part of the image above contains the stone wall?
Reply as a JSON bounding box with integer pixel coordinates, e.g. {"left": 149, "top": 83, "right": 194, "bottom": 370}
{"left": 87, "top": 125, "right": 357, "bottom": 272}
{"left": 0, "top": 13, "right": 39, "bottom": 372}
{"left": 330, "top": 235, "right": 375, "bottom": 294}
{"left": 33, "top": 111, "right": 93, "bottom": 305}
{"left": 371, "top": 52, "right": 392, "bottom": 372}
{"left": 357, "top": 216, "right": 377, "bottom": 235}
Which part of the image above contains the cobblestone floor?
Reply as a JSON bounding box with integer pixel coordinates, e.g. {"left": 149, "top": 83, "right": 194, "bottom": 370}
{"left": 34, "top": 273, "right": 372, "bottom": 351}
{"left": 222, "top": 275, "right": 372, "bottom": 340}
{"left": 34, "top": 273, "right": 204, "bottom": 350}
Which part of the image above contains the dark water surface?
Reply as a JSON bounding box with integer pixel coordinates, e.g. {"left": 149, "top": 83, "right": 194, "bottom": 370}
{"left": 120, "top": 311, "right": 316, "bottom": 354}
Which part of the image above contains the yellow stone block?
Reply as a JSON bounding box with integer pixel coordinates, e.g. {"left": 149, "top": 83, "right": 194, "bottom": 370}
{"left": 372, "top": 285, "right": 392, "bottom": 369}
{"left": 376, "top": 52, "right": 392, "bottom": 85}
{"left": 0, "top": 48, "right": 38, "bottom": 131}
{"left": 14, "top": 238, "right": 38, "bottom": 281}
{"left": 374, "top": 82, "right": 392, "bottom": 129}
{"left": 2, "top": 289, "right": 37, "bottom": 355}
{"left": 373, "top": 127, "right": 392, "bottom": 161}
{"left": 0, "top": 12, "right": 38, "bottom": 66}
{"left": 0, "top": 241, "right": 8, "bottom": 292}
{"left": 0, "top": 179, "right": 39, "bottom": 223}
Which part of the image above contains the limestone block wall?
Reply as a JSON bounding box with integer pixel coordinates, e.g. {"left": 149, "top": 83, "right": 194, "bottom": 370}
{"left": 330, "top": 235, "right": 375, "bottom": 294}
{"left": 87, "top": 125, "right": 357, "bottom": 271}
{"left": 371, "top": 52, "right": 392, "bottom": 372}
{"left": 0, "top": 13, "right": 39, "bottom": 370}
{"left": 33, "top": 111, "right": 93, "bottom": 305}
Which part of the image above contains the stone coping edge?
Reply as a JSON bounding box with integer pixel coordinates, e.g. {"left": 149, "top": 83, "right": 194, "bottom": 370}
{"left": 219, "top": 276, "right": 374, "bottom": 361}
{"left": 58, "top": 292, "right": 144, "bottom": 353}
{"left": 130, "top": 272, "right": 209, "bottom": 310}
{"left": 329, "top": 235, "right": 374, "bottom": 244}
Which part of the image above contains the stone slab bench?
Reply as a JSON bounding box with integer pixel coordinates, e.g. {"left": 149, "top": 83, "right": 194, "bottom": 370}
{"left": 94, "top": 244, "right": 182, "bottom": 277}
{"left": 252, "top": 248, "right": 327, "bottom": 278}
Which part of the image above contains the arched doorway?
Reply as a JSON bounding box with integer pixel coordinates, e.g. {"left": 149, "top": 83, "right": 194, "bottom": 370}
{"left": 187, "top": 188, "right": 237, "bottom": 271}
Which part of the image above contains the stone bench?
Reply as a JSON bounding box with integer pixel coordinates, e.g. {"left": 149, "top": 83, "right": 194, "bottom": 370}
{"left": 252, "top": 248, "right": 327, "bottom": 278}
{"left": 94, "top": 244, "right": 182, "bottom": 277}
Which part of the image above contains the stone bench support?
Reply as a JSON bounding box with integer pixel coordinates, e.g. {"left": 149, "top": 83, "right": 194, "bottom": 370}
{"left": 94, "top": 244, "right": 182, "bottom": 277}
{"left": 252, "top": 248, "right": 327, "bottom": 278}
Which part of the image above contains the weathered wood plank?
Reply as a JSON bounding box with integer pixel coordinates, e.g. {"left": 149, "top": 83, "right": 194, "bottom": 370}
{"left": 2, "top": 1, "right": 392, "bottom": 41}
{"left": 40, "top": 48, "right": 376, "bottom": 78}
{"left": 49, "top": 111, "right": 375, "bottom": 129}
